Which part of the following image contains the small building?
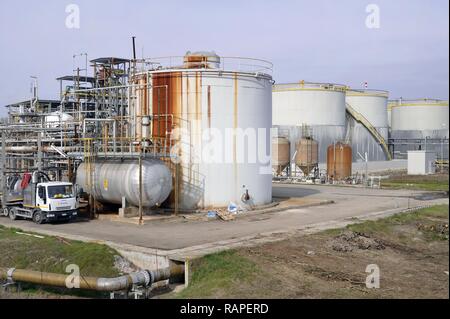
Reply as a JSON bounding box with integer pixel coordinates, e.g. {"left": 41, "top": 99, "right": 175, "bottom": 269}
{"left": 407, "top": 151, "right": 436, "bottom": 175}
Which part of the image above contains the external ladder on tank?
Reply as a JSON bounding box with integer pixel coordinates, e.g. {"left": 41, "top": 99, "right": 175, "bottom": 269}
{"left": 345, "top": 103, "right": 392, "bottom": 160}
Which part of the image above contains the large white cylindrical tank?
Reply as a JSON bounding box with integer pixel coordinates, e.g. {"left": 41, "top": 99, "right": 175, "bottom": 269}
{"left": 147, "top": 52, "right": 273, "bottom": 209}
{"left": 390, "top": 99, "right": 449, "bottom": 159}
{"left": 272, "top": 82, "right": 347, "bottom": 162}
{"left": 390, "top": 99, "right": 449, "bottom": 134}
{"left": 346, "top": 89, "right": 389, "bottom": 161}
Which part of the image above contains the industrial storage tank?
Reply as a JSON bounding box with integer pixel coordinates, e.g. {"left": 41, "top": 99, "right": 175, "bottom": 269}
{"left": 294, "top": 137, "right": 318, "bottom": 175}
{"left": 387, "top": 102, "right": 393, "bottom": 129}
{"left": 346, "top": 89, "right": 390, "bottom": 161}
{"left": 327, "top": 142, "right": 352, "bottom": 180}
{"left": 45, "top": 111, "right": 74, "bottom": 128}
{"left": 390, "top": 99, "right": 449, "bottom": 158}
{"left": 272, "top": 137, "right": 290, "bottom": 176}
{"left": 141, "top": 51, "right": 273, "bottom": 209}
{"left": 76, "top": 159, "right": 173, "bottom": 208}
{"left": 273, "top": 82, "right": 347, "bottom": 163}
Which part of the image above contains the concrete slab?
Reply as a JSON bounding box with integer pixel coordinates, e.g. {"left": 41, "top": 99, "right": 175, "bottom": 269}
{"left": 0, "top": 184, "right": 447, "bottom": 262}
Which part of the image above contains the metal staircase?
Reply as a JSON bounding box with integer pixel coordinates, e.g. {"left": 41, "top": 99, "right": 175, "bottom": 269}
{"left": 345, "top": 103, "right": 392, "bottom": 160}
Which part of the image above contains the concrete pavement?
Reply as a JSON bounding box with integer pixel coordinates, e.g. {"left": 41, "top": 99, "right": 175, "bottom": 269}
{"left": 0, "top": 184, "right": 447, "bottom": 260}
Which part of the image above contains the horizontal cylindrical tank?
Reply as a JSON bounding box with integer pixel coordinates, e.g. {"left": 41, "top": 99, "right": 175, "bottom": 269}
{"left": 147, "top": 52, "right": 273, "bottom": 209}
{"left": 327, "top": 142, "right": 352, "bottom": 180}
{"left": 295, "top": 137, "right": 318, "bottom": 175}
{"left": 273, "top": 82, "right": 347, "bottom": 163}
{"left": 76, "top": 159, "right": 173, "bottom": 208}
{"left": 272, "top": 137, "right": 290, "bottom": 175}
{"left": 45, "top": 112, "right": 74, "bottom": 128}
{"left": 346, "top": 89, "right": 389, "bottom": 161}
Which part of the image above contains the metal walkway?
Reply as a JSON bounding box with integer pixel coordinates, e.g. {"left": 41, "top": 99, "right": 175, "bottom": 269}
{"left": 346, "top": 103, "right": 392, "bottom": 160}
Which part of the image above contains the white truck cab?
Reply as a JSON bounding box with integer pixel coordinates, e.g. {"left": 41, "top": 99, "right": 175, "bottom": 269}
{"left": 34, "top": 182, "right": 78, "bottom": 221}
{"left": 2, "top": 172, "right": 79, "bottom": 224}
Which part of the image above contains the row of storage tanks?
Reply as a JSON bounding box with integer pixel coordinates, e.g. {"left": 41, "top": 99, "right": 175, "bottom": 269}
{"left": 273, "top": 83, "right": 449, "bottom": 164}
{"left": 77, "top": 52, "right": 448, "bottom": 211}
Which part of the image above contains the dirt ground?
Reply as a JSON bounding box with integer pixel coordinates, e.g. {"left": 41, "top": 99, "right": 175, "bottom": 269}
{"left": 179, "top": 205, "right": 449, "bottom": 299}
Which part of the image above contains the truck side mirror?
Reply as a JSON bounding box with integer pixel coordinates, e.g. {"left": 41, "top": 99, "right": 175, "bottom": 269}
{"left": 76, "top": 185, "right": 83, "bottom": 197}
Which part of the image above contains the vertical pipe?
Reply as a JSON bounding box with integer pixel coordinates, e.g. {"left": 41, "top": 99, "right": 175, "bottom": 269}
{"left": 175, "top": 163, "right": 179, "bottom": 216}
{"left": 37, "top": 134, "right": 42, "bottom": 171}
{"left": 138, "top": 152, "right": 143, "bottom": 225}
{"left": 132, "top": 37, "right": 137, "bottom": 61}
{"left": 1, "top": 134, "right": 6, "bottom": 209}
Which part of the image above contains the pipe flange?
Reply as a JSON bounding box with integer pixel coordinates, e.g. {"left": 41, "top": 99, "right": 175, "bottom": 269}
{"left": 142, "top": 270, "right": 153, "bottom": 287}
{"left": 144, "top": 270, "right": 153, "bottom": 287}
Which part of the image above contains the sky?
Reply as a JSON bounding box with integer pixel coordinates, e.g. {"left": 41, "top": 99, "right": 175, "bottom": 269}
{"left": 0, "top": 0, "right": 448, "bottom": 116}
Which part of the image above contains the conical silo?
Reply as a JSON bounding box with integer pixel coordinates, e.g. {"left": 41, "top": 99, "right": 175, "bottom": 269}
{"left": 346, "top": 89, "right": 389, "bottom": 161}
{"left": 273, "top": 82, "right": 347, "bottom": 163}
{"left": 272, "top": 137, "right": 290, "bottom": 176}
{"left": 295, "top": 137, "right": 319, "bottom": 175}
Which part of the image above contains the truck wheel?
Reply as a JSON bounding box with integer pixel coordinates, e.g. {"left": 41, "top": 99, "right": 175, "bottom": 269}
{"left": 2, "top": 207, "right": 9, "bottom": 217}
{"left": 9, "top": 209, "right": 17, "bottom": 221}
{"left": 33, "top": 211, "right": 45, "bottom": 225}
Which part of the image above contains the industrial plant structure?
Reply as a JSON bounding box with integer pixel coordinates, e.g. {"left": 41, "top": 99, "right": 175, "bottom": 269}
{"left": 271, "top": 81, "right": 448, "bottom": 180}
{"left": 0, "top": 50, "right": 274, "bottom": 217}
{"left": 1, "top": 49, "right": 449, "bottom": 219}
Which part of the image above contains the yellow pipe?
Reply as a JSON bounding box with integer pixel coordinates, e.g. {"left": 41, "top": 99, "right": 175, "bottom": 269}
{"left": 0, "top": 263, "right": 184, "bottom": 292}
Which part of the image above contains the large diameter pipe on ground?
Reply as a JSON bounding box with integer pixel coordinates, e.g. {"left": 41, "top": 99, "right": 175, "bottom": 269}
{"left": 0, "top": 264, "right": 184, "bottom": 292}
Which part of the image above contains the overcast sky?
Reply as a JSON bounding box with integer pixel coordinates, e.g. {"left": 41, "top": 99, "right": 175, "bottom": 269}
{"left": 0, "top": 0, "right": 448, "bottom": 116}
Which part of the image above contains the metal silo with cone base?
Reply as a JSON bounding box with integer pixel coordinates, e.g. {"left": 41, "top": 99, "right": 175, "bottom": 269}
{"left": 272, "top": 137, "right": 290, "bottom": 176}
{"left": 294, "top": 137, "right": 319, "bottom": 176}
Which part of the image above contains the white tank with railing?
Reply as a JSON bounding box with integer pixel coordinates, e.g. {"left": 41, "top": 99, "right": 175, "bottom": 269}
{"left": 346, "top": 89, "right": 389, "bottom": 161}
{"left": 389, "top": 98, "right": 449, "bottom": 159}
{"left": 133, "top": 51, "right": 273, "bottom": 209}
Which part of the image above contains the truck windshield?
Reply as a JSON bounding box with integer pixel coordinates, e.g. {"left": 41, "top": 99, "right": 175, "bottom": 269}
{"left": 47, "top": 185, "right": 73, "bottom": 199}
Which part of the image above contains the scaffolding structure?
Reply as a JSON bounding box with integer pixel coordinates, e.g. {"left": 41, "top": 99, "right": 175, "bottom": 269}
{"left": 0, "top": 55, "right": 184, "bottom": 219}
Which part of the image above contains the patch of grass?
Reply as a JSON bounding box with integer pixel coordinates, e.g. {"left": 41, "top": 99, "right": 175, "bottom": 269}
{"left": 347, "top": 205, "right": 449, "bottom": 237}
{"left": 381, "top": 174, "right": 449, "bottom": 192}
{"left": 0, "top": 226, "right": 120, "bottom": 298}
{"left": 176, "top": 250, "right": 258, "bottom": 299}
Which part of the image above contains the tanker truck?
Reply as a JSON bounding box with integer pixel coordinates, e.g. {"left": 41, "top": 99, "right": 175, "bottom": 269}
{"left": 0, "top": 171, "right": 79, "bottom": 224}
